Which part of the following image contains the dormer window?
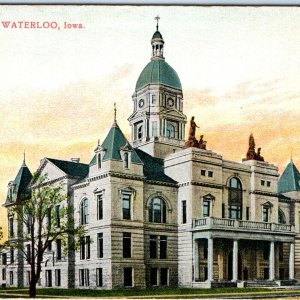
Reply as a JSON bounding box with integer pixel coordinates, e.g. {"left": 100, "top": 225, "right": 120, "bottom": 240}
{"left": 124, "top": 152, "right": 129, "bottom": 169}
{"left": 97, "top": 153, "right": 101, "bottom": 169}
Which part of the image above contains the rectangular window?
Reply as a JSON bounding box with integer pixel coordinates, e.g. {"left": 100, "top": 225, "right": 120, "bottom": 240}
{"left": 26, "top": 271, "right": 30, "bottom": 285}
{"left": 182, "top": 200, "right": 187, "bottom": 224}
{"left": 86, "top": 236, "right": 91, "bottom": 259}
{"left": 201, "top": 170, "right": 206, "bottom": 176}
{"left": 10, "top": 248, "right": 14, "bottom": 264}
{"left": 160, "top": 268, "right": 168, "bottom": 286}
{"left": 203, "top": 200, "right": 210, "bottom": 217}
{"left": 267, "top": 181, "right": 271, "bottom": 187}
{"left": 262, "top": 207, "right": 269, "bottom": 222}
{"left": 9, "top": 271, "right": 13, "bottom": 285}
{"left": 85, "top": 269, "right": 89, "bottom": 286}
{"left": 55, "top": 269, "right": 61, "bottom": 287}
{"left": 160, "top": 236, "right": 167, "bottom": 259}
{"left": 96, "top": 268, "right": 103, "bottom": 287}
{"left": 46, "top": 270, "right": 52, "bottom": 287}
{"left": 261, "top": 180, "right": 265, "bottom": 186}
{"left": 208, "top": 171, "right": 213, "bottom": 178}
{"left": 80, "top": 237, "right": 85, "bottom": 260}
{"left": 97, "top": 233, "right": 103, "bottom": 258}
{"left": 228, "top": 205, "right": 241, "bottom": 220}
{"left": 150, "top": 268, "right": 158, "bottom": 286}
{"left": 246, "top": 207, "right": 250, "bottom": 220}
{"left": 122, "top": 192, "right": 131, "bottom": 220}
{"left": 152, "top": 121, "right": 157, "bottom": 137}
{"left": 152, "top": 94, "right": 156, "bottom": 104}
{"left": 222, "top": 203, "right": 225, "bottom": 218}
{"left": 124, "top": 267, "right": 133, "bottom": 287}
{"left": 56, "top": 239, "right": 62, "bottom": 260}
{"left": 55, "top": 205, "right": 60, "bottom": 228}
{"left": 2, "top": 253, "right": 7, "bottom": 265}
{"left": 9, "top": 217, "right": 14, "bottom": 238}
{"left": 123, "top": 233, "right": 131, "bottom": 258}
{"left": 150, "top": 235, "right": 157, "bottom": 259}
{"left": 47, "top": 240, "right": 52, "bottom": 251}
{"left": 79, "top": 269, "right": 84, "bottom": 286}
{"left": 2, "top": 269, "right": 6, "bottom": 281}
{"left": 26, "top": 245, "right": 31, "bottom": 264}
{"left": 97, "top": 193, "right": 103, "bottom": 220}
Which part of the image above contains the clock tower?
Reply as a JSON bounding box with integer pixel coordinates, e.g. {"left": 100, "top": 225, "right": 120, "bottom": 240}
{"left": 128, "top": 18, "right": 187, "bottom": 159}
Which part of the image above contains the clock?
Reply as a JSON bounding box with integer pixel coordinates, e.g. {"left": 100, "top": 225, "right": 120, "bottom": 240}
{"left": 138, "top": 99, "right": 144, "bottom": 108}
{"left": 167, "top": 98, "right": 174, "bottom": 107}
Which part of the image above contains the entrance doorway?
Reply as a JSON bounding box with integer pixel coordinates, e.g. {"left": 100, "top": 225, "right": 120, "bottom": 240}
{"left": 228, "top": 251, "right": 242, "bottom": 280}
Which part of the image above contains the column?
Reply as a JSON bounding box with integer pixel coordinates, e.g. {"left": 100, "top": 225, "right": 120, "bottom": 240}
{"left": 232, "top": 240, "right": 238, "bottom": 282}
{"left": 207, "top": 238, "right": 214, "bottom": 281}
{"left": 269, "top": 241, "right": 275, "bottom": 280}
{"left": 289, "top": 243, "right": 295, "bottom": 280}
{"left": 193, "top": 239, "right": 199, "bottom": 281}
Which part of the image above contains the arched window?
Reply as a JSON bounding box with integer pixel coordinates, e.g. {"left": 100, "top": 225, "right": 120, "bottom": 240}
{"left": 97, "top": 153, "right": 101, "bottom": 169}
{"left": 124, "top": 152, "right": 129, "bottom": 169}
{"left": 166, "top": 123, "right": 175, "bottom": 138}
{"left": 278, "top": 209, "right": 286, "bottom": 224}
{"left": 228, "top": 177, "right": 242, "bottom": 220}
{"left": 149, "top": 198, "right": 166, "bottom": 223}
{"left": 80, "top": 198, "right": 89, "bottom": 225}
{"left": 137, "top": 124, "right": 143, "bottom": 139}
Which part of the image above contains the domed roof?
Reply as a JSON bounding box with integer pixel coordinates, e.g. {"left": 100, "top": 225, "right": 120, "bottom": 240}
{"left": 135, "top": 58, "right": 182, "bottom": 91}
{"left": 152, "top": 30, "right": 163, "bottom": 39}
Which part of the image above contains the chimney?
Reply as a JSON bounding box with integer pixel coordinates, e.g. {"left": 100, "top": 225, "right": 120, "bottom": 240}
{"left": 71, "top": 158, "right": 80, "bottom": 163}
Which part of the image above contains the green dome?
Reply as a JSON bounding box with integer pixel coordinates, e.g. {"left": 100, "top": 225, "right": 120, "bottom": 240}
{"left": 152, "top": 30, "right": 163, "bottom": 39}
{"left": 135, "top": 58, "right": 182, "bottom": 91}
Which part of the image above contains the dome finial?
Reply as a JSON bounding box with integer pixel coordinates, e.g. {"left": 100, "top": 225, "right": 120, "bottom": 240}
{"left": 155, "top": 15, "right": 160, "bottom": 31}
{"left": 22, "top": 150, "right": 26, "bottom": 166}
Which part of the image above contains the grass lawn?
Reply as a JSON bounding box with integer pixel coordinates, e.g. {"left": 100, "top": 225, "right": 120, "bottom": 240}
{"left": 1, "top": 287, "right": 300, "bottom": 298}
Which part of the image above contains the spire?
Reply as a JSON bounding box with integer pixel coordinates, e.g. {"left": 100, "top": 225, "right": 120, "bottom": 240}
{"left": 151, "top": 16, "right": 164, "bottom": 60}
{"left": 113, "top": 102, "right": 118, "bottom": 127}
{"left": 22, "top": 150, "right": 26, "bottom": 167}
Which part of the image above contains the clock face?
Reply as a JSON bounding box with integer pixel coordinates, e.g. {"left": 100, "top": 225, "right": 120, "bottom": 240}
{"left": 138, "top": 99, "right": 144, "bottom": 108}
{"left": 167, "top": 98, "right": 174, "bottom": 107}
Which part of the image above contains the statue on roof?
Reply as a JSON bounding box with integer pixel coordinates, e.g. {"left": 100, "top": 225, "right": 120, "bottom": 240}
{"left": 244, "top": 133, "right": 265, "bottom": 162}
{"left": 184, "top": 117, "right": 207, "bottom": 150}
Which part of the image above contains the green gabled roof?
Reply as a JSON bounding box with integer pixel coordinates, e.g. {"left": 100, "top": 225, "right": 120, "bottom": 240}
{"left": 5, "top": 163, "right": 32, "bottom": 206}
{"left": 89, "top": 154, "right": 96, "bottom": 166}
{"left": 278, "top": 161, "right": 300, "bottom": 193}
{"left": 135, "top": 58, "right": 182, "bottom": 91}
{"left": 101, "top": 123, "right": 142, "bottom": 164}
{"left": 135, "top": 149, "right": 177, "bottom": 184}
{"left": 47, "top": 158, "right": 89, "bottom": 178}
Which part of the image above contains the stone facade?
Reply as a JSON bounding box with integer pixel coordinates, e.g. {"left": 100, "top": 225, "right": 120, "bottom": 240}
{"left": 1, "top": 25, "right": 300, "bottom": 290}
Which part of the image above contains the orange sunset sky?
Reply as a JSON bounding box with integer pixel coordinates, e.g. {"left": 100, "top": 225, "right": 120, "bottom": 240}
{"left": 1, "top": 6, "right": 300, "bottom": 239}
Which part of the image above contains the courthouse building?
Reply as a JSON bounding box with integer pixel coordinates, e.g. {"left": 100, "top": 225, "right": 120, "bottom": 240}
{"left": 1, "top": 23, "right": 300, "bottom": 289}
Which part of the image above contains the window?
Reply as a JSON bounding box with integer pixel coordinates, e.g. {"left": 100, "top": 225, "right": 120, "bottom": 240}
{"left": 2, "top": 253, "right": 7, "bottom": 265}
{"left": 97, "top": 193, "right": 103, "bottom": 220}
{"left": 160, "top": 268, "right": 168, "bottom": 286}
{"left": 46, "top": 270, "right": 52, "bottom": 287}
{"left": 47, "top": 208, "right": 52, "bottom": 229}
{"left": 26, "top": 245, "right": 31, "bottom": 264}
{"left": 10, "top": 248, "right": 14, "bottom": 264}
{"left": 79, "top": 269, "right": 84, "bottom": 286}
{"left": 152, "top": 94, "right": 156, "bottom": 104}
{"left": 267, "top": 181, "right": 271, "bottom": 187}
{"left": 150, "top": 235, "right": 157, "bottom": 258}
{"left": 148, "top": 198, "right": 166, "bottom": 223}
{"left": 208, "top": 171, "right": 213, "bottom": 178}
{"left": 124, "top": 152, "right": 129, "bottom": 169}
{"left": 9, "top": 271, "right": 13, "bottom": 285}
{"left": 160, "top": 236, "right": 167, "bottom": 259}
{"left": 86, "top": 236, "right": 91, "bottom": 259}
{"left": 55, "top": 269, "right": 61, "bottom": 286}
{"left": 182, "top": 200, "right": 187, "bottom": 224}
{"left": 278, "top": 209, "right": 286, "bottom": 224}
{"left": 85, "top": 269, "right": 89, "bottom": 286}
{"left": 80, "top": 237, "right": 85, "bottom": 260}
{"left": 150, "top": 268, "right": 158, "bottom": 286}
{"left": 201, "top": 170, "right": 206, "bottom": 176}
{"left": 261, "top": 180, "right": 265, "bottom": 186}
{"left": 96, "top": 268, "right": 103, "bottom": 287}
{"left": 26, "top": 271, "right": 30, "bottom": 285}
{"left": 2, "top": 269, "right": 5, "bottom": 281}
{"left": 79, "top": 236, "right": 90, "bottom": 259}
{"left": 166, "top": 123, "right": 175, "bottom": 138}
{"left": 97, "top": 233, "right": 103, "bottom": 258}
{"left": 26, "top": 215, "right": 31, "bottom": 234}
{"left": 55, "top": 205, "right": 60, "bottom": 228}
{"left": 137, "top": 124, "right": 143, "bottom": 139}
{"left": 124, "top": 267, "right": 133, "bottom": 287}
{"left": 47, "top": 240, "right": 52, "bottom": 251}
{"left": 9, "top": 217, "right": 14, "bottom": 238}
{"left": 97, "top": 153, "right": 101, "bottom": 169}
{"left": 262, "top": 206, "right": 269, "bottom": 222}
{"left": 228, "top": 177, "right": 243, "bottom": 220}
{"left": 123, "top": 233, "right": 131, "bottom": 258}
{"left": 9, "top": 187, "right": 13, "bottom": 202}
{"left": 56, "top": 239, "right": 62, "bottom": 260}
{"left": 246, "top": 207, "right": 250, "bottom": 220}
{"left": 203, "top": 200, "right": 210, "bottom": 217}
{"left": 122, "top": 192, "right": 131, "bottom": 220}
{"left": 152, "top": 121, "right": 157, "bottom": 137}
{"left": 80, "top": 198, "right": 89, "bottom": 225}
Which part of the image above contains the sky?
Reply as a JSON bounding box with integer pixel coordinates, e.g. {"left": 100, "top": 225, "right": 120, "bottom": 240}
{"left": 1, "top": 6, "right": 300, "bottom": 238}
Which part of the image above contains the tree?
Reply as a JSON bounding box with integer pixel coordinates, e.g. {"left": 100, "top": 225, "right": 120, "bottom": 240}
{"left": 3, "top": 173, "right": 83, "bottom": 298}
